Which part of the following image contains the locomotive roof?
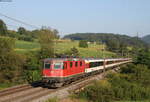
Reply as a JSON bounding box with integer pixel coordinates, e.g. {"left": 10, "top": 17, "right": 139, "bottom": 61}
{"left": 43, "top": 58, "right": 83, "bottom": 62}
{"left": 43, "top": 58, "right": 130, "bottom": 62}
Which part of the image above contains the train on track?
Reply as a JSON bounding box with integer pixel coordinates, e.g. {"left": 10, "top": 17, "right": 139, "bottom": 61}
{"left": 42, "top": 58, "right": 132, "bottom": 87}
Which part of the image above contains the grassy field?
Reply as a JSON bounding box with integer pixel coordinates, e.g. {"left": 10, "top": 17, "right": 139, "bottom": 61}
{"left": 15, "top": 40, "right": 116, "bottom": 58}
{"left": 15, "top": 40, "right": 40, "bottom": 53}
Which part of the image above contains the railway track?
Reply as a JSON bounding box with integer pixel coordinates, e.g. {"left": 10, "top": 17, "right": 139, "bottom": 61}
{"left": 0, "top": 73, "right": 104, "bottom": 102}
{"left": 0, "top": 66, "right": 122, "bottom": 102}
{"left": 0, "top": 84, "right": 32, "bottom": 97}
{"left": 1, "top": 88, "right": 54, "bottom": 102}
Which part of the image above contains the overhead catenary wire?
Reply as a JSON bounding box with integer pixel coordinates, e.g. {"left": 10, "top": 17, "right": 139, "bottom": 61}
{"left": 0, "top": 12, "right": 39, "bottom": 29}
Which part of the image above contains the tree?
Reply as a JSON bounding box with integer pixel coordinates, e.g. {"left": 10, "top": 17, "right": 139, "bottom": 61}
{"left": 70, "top": 47, "right": 79, "bottom": 57}
{"left": 118, "top": 42, "right": 128, "bottom": 56}
{"left": 64, "top": 47, "right": 79, "bottom": 57}
{"left": 135, "top": 49, "right": 150, "bottom": 68}
{"left": 0, "top": 37, "right": 15, "bottom": 54}
{"left": 79, "top": 40, "right": 88, "bottom": 48}
{"left": 7, "top": 30, "right": 19, "bottom": 38}
{"left": 17, "top": 27, "right": 27, "bottom": 35}
{"left": 106, "top": 40, "right": 120, "bottom": 52}
{"left": 39, "top": 29, "right": 55, "bottom": 59}
{"left": 31, "top": 30, "right": 41, "bottom": 39}
{"left": 53, "top": 29, "right": 60, "bottom": 39}
{"left": 0, "top": 37, "right": 25, "bottom": 83}
{"left": 0, "top": 19, "right": 7, "bottom": 36}
{"left": 23, "top": 52, "right": 41, "bottom": 83}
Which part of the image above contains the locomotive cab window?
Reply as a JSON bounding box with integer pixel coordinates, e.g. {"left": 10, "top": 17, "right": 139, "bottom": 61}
{"left": 70, "top": 62, "right": 73, "bottom": 68}
{"left": 44, "top": 63, "right": 51, "bottom": 69}
{"left": 75, "top": 62, "right": 78, "bottom": 67}
{"left": 54, "top": 63, "right": 63, "bottom": 69}
{"left": 80, "top": 61, "right": 82, "bottom": 66}
{"left": 63, "top": 62, "right": 67, "bottom": 69}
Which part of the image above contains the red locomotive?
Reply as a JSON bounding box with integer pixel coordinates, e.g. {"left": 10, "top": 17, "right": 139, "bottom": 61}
{"left": 42, "top": 58, "right": 131, "bottom": 87}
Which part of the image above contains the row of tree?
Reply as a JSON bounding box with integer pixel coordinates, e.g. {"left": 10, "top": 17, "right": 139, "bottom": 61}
{"left": 0, "top": 19, "right": 59, "bottom": 41}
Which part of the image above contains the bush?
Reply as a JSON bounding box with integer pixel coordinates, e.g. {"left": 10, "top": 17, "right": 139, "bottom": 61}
{"left": 135, "top": 49, "right": 150, "bottom": 69}
{"left": 64, "top": 47, "right": 79, "bottom": 57}
{"left": 77, "top": 80, "right": 114, "bottom": 102}
{"left": 23, "top": 52, "right": 41, "bottom": 83}
{"left": 18, "top": 35, "right": 33, "bottom": 42}
{"left": 39, "top": 29, "right": 55, "bottom": 59}
{"left": 79, "top": 40, "right": 88, "bottom": 48}
{"left": 76, "top": 64, "right": 150, "bottom": 102}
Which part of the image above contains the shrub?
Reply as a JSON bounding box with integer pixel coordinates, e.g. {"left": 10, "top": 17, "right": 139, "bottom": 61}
{"left": 77, "top": 64, "right": 150, "bottom": 102}
{"left": 79, "top": 40, "right": 88, "bottom": 48}
{"left": 23, "top": 52, "right": 41, "bottom": 83}
{"left": 18, "top": 35, "right": 33, "bottom": 42}
{"left": 78, "top": 80, "right": 114, "bottom": 102}
{"left": 64, "top": 47, "right": 79, "bottom": 57}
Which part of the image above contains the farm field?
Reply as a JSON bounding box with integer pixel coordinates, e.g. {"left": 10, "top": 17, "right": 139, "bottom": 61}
{"left": 15, "top": 40, "right": 116, "bottom": 58}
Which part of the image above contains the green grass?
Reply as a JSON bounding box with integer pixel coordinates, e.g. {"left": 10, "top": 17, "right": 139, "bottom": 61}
{"left": 55, "top": 41, "right": 115, "bottom": 58}
{"left": 15, "top": 40, "right": 115, "bottom": 58}
{"left": 45, "top": 97, "right": 59, "bottom": 102}
{"left": 15, "top": 40, "right": 40, "bottom": 53}
{"left": 115, "top": 101, "right": 150, "bottom": 102}
{"left": 0, "top": 83, "right": 18, "bottom": 90}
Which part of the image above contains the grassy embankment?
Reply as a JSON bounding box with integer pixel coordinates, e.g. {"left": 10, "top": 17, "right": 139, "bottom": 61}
{"left": 45, "top": 98, "right": 149, "bottom": 102}
{"left": 0, "top": 83, "right": 18, "bottom": 90}
{"left": 15, "top": 40, "right": 115, "bottom": 58}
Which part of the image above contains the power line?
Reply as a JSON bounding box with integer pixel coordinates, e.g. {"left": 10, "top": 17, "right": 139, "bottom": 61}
{"left": 0, "top": 12, "right": 39, "bottom": 29}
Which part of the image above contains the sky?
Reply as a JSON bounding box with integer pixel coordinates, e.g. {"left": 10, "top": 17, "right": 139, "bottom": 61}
{"left": 0, "top": 0, "right": 150, "bottom": 37}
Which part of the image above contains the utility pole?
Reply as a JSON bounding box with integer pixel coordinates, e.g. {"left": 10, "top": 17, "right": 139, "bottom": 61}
{"left": 137, "top": 32, "right": 139, "bottom": 38}
{"left": 54, "top": 39, "right": 56, "bottom": 58}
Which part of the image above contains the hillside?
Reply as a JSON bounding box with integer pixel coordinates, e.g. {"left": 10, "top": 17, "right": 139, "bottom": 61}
{"left": 64, "top": 33, "right": 148, "bottom": 48}
{"left": 15, "top": 40, "right": 115, "bottom": 58}
{"left": 142, "top": 34, "right": 150, "bottom": 44}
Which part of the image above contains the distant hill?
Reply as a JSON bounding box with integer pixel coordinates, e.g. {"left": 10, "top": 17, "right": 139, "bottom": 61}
{"left": 142, "top": 35, "right": 150, "bottom": 44}
{"left": 64, "top": 33, "right": 148, "bottom": 48}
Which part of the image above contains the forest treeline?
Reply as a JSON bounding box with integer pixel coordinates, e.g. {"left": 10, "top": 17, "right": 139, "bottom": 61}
{"left": 0, "top": 19, "right": 59, "bottom": 42}
{"left": 142, "top": 34, "right": 150, "bottom": 44}
{"left": 64, "top": 33, "right": 149, "bottom": 53}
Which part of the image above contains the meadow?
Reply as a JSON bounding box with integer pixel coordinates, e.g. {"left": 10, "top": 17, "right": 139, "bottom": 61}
{"left": 15, "top": 40, "right": 40, "bottom": 53}
{"left": 15, "top": 40, "right": 116, "bottom": 58}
